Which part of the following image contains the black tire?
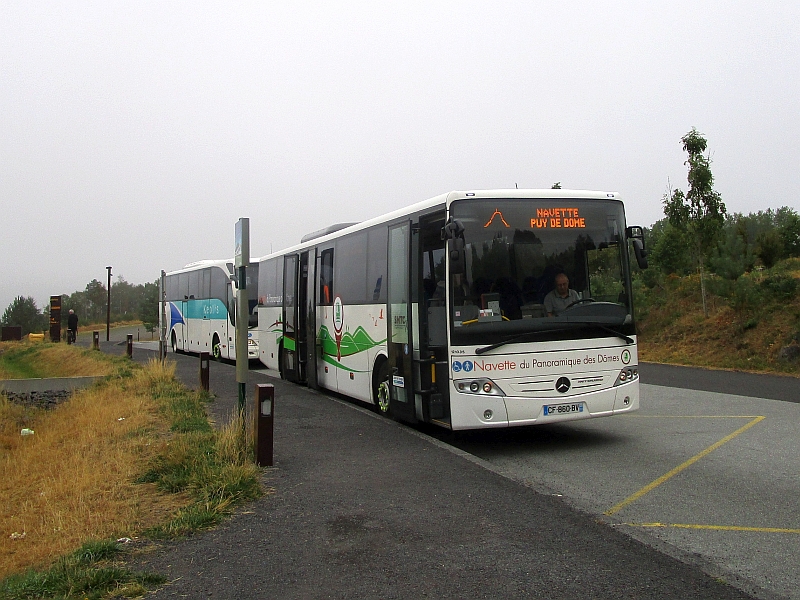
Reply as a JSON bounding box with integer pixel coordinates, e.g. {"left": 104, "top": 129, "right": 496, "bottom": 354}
{"left": 373, "top": 358, "right": 391, "bottom": 416}
{"left": 212, "top": 334, "right": 222, "bottom": 361}
{"left": 171, "top": 331, "right": 179, "bottom": 354}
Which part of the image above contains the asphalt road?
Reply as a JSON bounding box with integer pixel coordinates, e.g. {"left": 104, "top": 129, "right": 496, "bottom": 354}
{"left": 105, "top": 340, "right": 800, "bottom": 599}
{"left": 433, "top": 365, "right": 800, "bottom": 600}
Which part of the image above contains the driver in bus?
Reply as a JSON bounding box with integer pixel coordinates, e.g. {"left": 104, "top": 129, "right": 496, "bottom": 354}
{"left": 544, "top": 272, "right": 580, "bottom": 316}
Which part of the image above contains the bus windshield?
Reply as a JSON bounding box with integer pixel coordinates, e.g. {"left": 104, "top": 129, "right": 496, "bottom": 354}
{"left": 449, "top": 198, "right": 634, "bottom": 344}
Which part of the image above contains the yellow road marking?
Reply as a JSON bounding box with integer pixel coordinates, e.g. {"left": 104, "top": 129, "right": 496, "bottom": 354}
{"left": 625, "top": 522, "right": 800, "bottom": 534}
{"left": 604, "top": 416, "right": 766, "bottom": 516}
{"left": 624, "top": 415, "right": 763, "bottom": 418}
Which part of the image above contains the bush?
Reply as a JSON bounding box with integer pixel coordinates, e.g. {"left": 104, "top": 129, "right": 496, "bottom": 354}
{"left": 761, "top": 275, "right": 798, "bottom": 301}
{"left": 730, "top": 277, "right": 760, "bottom": 314}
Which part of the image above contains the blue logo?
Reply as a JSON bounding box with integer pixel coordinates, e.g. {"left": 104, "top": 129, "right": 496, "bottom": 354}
{"left": 452, "top": 360, "right": 473, "bottom": 373}
{"left": 452, "top": 361, "right": 462, "bottom": 372}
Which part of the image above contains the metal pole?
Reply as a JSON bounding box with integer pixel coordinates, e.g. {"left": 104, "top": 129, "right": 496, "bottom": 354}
{"left": 106, "top": 266, "right": 112, "bottom": 342}
{"left": 159, "top": 270, "right": 166, "bottom": 361}
{"left": 236, "top": 265, "right": 248, "bottom": 413}
{"left": 199, "top": 351, "right": 210, "bottom": 392}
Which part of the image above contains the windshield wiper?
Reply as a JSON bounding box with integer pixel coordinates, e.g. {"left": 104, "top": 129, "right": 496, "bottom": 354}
{"left": 475, "top": 329, "right": 571, "bottom": 355}
{"left": 475, "top": 322, "right": 632, "bottom": 355}
{"left": 563, "top": 321, "right": 633, "bottom": 344}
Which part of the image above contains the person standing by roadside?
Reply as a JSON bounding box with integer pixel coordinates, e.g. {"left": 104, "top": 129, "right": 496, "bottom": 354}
{"left": 67, "top": 309, "right": 79, "bottom": 344}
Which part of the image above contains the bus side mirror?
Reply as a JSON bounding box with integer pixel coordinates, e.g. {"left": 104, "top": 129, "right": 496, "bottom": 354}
{"left": 443, "top": 218, "right": 466, "bottom": 275}
{"left": 626, "top": 226, "right": 648, "bottom": 269}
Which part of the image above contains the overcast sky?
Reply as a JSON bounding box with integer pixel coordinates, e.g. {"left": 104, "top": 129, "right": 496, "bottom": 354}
{"left": 2, "top": 1, "right": 798, "bottom": 313}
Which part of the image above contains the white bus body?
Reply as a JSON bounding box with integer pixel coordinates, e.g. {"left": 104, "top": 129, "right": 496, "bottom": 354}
{"left": 164, "top": 259, "right": 258, "bottom": 360}
{"left": 257, "top": 189, "right": 646, "bottom": 430}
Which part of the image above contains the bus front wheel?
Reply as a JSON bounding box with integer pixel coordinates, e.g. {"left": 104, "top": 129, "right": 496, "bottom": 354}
{"left": 171, "top": 332, "right": 178, "bottom": 354}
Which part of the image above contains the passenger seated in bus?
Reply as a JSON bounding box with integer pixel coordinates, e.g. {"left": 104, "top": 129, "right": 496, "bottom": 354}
{"left": 544, "top": 273, "right": 580, "bottom": 316}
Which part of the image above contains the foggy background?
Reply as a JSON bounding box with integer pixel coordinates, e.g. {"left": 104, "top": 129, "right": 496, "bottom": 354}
{"left": 2, "top": 1, "right": 798, "bottom": 312}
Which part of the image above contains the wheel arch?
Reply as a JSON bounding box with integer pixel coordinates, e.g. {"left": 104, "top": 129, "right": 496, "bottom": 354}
{"left": 371, "top": 351, "right": 389, "bottom": 404}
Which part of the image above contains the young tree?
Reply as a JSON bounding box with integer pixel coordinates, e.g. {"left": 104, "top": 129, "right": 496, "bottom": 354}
{"left": 1, "top": 296, "right": 48, "bottom": 335}
{"left": 139, "top": 280, "right": 160, "bottom": 335}
{"left": 663, "top": 128, "right": 727, "bottom": 316}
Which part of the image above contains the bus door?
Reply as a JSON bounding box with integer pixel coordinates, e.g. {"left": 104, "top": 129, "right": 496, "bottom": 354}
{"left": 419, "top": 211, "right": 449, "bottom": 424}
{"left": 386, "top": 221, "right": 416, "bottom": 422}
{"left": 296, "top": 251, "right": 310, "bottom": 384}
{"left": 180, "top": 298, "right": 188, "bottom": 351}
{"left": 304, "top": 249, "right": 319, "bottom": 390}
{"left": 282, "top": 254, "right": 301, "bottom": 382}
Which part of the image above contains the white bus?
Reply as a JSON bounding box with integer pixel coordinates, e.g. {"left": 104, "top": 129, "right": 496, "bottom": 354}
{"left": 256, "top": 189, "right": 648, "bottom": 430}
{"left": 164, "top": 259, "right": 259, "bottom": 360}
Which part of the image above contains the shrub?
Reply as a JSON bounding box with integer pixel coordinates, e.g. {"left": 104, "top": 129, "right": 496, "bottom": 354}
{"left": 760, "top": 275, "right": 798, "bottom": 301}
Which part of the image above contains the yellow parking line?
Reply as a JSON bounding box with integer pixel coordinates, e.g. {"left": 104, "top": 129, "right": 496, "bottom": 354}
{"left": 625, "top": 415, "right": 762, "bottom": 418}
{"left": 625, "top": 522, "right": 800, "bottom": 535}
{"left": 604, "top": 416, "right": 766, "bottom": 516}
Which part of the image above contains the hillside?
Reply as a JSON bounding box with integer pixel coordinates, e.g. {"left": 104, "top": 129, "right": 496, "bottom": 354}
{"left": 634, "top": 258, "right": 800, "bottom": 376}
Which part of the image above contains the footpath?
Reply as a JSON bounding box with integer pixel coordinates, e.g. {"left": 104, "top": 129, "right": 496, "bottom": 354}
{"left": 103, "top": 340, "right": 761, "bottom": 600}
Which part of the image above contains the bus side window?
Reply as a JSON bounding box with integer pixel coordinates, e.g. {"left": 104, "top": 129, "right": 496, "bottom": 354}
{"left": 319, "top": 248, "right": 334, "bottom": 305}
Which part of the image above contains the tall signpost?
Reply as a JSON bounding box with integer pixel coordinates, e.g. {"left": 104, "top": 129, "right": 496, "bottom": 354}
{"left": 235, "top": 218, "right": 250, "bottom": 415}
{"left": 106, "top": 266, "right": 112, "bottom": 341}
{"left": 49, "top": 295, "right": 61, "bottom": 343}
{"left": 159, "top": 270, "right": 167, "bottom": 361}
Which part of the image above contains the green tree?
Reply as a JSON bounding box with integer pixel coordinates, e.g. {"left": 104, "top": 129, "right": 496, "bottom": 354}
{"left": 709, "top": 220, "right": 753, "bottom": 280}
{"left": 1, "top": 296, "right": 48, "bottom": 335}
{"left": 775, "top": 207, "right": 800, "bottom": 257}
{"left": 84, "top": 279, "right": 108, "bottom": 322}
{"left": 647, "top": 219, "right": 693, "bottom": 276}
{"left": 756, "top": 229, "right": 784, "bottom": 269}
{"left": 663, "top": 128, "right": 727, "bottom": 316}
{"left": 139, "top": 280, "right": 160, "bottom": 334}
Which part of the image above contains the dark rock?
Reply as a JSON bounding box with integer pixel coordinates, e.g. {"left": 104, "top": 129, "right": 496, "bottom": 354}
{"left": 778, "top": 344, "right": 800, "bottom": 362}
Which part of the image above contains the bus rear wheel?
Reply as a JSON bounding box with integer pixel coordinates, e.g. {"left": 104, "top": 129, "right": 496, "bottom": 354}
{"left": 212, "top": 334, "right": 221, "bottom": 360}
{"left": 373, "top": 360, "right": 391, "bottom": 416}
{"left": 171, "top": 332, "right": 178, "bottom": 354}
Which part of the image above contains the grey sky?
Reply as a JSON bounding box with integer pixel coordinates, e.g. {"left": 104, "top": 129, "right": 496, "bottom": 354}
{"left": 2, "top": 1, "right": 798, "bottom": 313}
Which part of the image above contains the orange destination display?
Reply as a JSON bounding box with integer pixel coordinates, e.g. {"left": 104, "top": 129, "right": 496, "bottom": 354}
{"left": 530, "top": 207, "right": 586, "bottom": 229}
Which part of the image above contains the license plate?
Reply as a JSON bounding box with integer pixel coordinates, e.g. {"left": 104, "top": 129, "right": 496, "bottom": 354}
{"left": 543, "top": 402, "right": 584, "bottom": 416}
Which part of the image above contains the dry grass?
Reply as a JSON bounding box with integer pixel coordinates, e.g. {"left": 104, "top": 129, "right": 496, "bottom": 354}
{"left": 0, "top": 362, "right": 190, "bottom": 579}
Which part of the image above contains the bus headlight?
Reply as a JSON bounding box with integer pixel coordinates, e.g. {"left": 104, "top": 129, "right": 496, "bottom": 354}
{"left": 614, "top": 367, "right": 638, "bottom": 386}
{"left": 454, "top": 378, "right": 505, "bottom": 396}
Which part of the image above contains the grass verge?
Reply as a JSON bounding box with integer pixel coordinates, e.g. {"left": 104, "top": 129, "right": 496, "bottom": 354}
{"left": 0, "top": 354, "right": 263, "bottom": 599}
{"left": 0, "top": 342, "right": 121, "bottom": 380}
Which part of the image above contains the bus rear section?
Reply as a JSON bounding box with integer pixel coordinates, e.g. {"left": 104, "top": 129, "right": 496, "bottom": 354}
{"left": 164, "top": 260, "right": 259, "bottom": 361}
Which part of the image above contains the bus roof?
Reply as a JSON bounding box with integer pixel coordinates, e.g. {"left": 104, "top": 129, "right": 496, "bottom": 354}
{"left": 256, "top": 188, "right": 620, "bottom": 263}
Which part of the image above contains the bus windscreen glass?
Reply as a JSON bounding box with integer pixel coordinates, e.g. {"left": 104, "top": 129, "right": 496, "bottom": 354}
{"left": 449, "top": 198, "right": 634, "bottom": 343}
